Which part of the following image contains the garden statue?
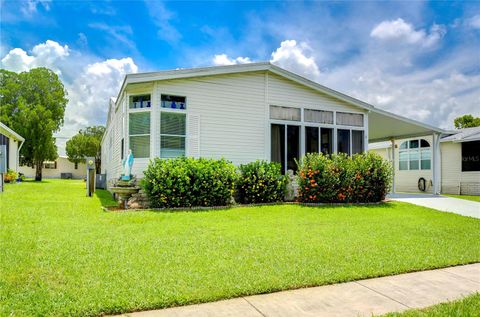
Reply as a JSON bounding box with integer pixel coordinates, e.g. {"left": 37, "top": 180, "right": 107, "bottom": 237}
{"left": 122, "top": 149, "right": 134, "bottom": 180}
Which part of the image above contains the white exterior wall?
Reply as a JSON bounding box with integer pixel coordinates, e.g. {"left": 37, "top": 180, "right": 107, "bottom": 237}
{"left": 8, "top": 138, "right": 19, "bottom": 172}
{"left": 441, "top": 142, "right": 480, "bottom": 195}
{"left": 19, "top": 157, "right": 86, "bottom": 179}
{"left": 102, "top": 70, "right": 368, "bottom": 186}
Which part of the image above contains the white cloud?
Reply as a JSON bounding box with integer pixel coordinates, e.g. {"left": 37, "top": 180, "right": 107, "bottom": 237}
{"left": 144, "top": 1, "right": 181, "bottom": 44}
{"left": 212, "top": 54, "right": 252, "bottom": 66}
{"left": 21, "top": 0, "right": 51, "bottom": 16}
{"left": 1, "top": 40, "right": 69, "bottom": 74}
{"left": 466, "top": 15, "right": 480, "bottom": 29}
{"left": 270, "top": 40, "right": 320, "bottom": 79}
{"left": 0, "top": 40, "right": 137, "bottom": 155}
{"left": 370, "top": 18, "right": 446, "bottom": 47}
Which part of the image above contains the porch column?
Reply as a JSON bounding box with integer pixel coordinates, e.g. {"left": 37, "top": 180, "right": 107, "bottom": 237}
{"left": 432, "top": 133, "right": 441, "bottom": 195}
{"left": 391, "top": 139, "right": 396, "bottom": 194}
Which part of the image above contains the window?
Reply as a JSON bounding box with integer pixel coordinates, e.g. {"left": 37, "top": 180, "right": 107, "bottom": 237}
{"left": 121, "top": 138, "right": 124, "bottom": 160}
{"left": 270, "top": 105, "right": 301, "bottom": 121}
{"left": 304, "top": 109, "right": 333, "bottom": 124}
{"left": 74, "top": 162, "right": 78, "bottom": 170}
{"left": 161, "top": 95, "right": 186, "bottom": 110}
{"left": 336, "top": 112, "right": 364, "bottom": 127}
{"left": 352, "top": 130, "right": 364, "bottom": 155}
{"left": 287, "top": 125, "right": 300, "bottom": 171}
{"left": 0, "top": 133, "right": 9, "bottom": 169}
{"left": 129, "top": 112, "right": 150, "bottom": 158}
{"left": 160, "top": 112, "right": 186, "bottom": 158}
{"left": 271, "top": 124, "right": 285, "bottom": 173}
{"left": 321, "top": 128, "right": 333, "bottom": 155}
{"left": 271, "top": 124, "right": 299, "bottom": 173}
{"left": 129, "top": 94, "right": 151, "bottom": 109}
{"left": 462, "top": 141, "right": 480, "bottom": 172}
{"left": 337, "top": 129, "right": 350, "bottom": 155}
{"left": 44, "top": 161, "right": 57, "bottom": 169}
{"left": 399, "top": 139, "right": 430, "bottom": 171}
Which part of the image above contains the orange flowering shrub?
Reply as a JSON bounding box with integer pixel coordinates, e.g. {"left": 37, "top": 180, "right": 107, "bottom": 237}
{"left": 296, "top": 152, "right": 392, "bottom": 203}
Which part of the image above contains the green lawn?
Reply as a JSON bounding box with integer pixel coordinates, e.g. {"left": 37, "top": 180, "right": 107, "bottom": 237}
{"left": 444, "top": 194, "right": 480, "bottom": 203}
{"left": 381, "top": 293, "right": 480, "bottom": 316}
{"left": 1, "top": 180, "right": 479, "bottom": 316}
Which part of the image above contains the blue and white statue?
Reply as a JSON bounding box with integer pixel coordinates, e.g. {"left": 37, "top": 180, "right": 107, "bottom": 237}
{"left": 121, "top": 149, "right": 134, "bottom": 180}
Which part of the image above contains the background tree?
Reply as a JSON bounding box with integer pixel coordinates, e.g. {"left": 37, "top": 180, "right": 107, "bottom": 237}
{"left": 454, "top": 114, "right": 480, "bottom": 129}
{"left": 66, "top": 126, "right": 105, "bottom": 173}
{"left": 0, "top": 68, "right": 68, "bottom": 181}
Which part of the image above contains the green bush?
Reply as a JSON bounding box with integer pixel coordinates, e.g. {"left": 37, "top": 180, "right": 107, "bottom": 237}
{"left": 142, "top": 157, "right": 237, "bottom": 208}
{"left": 297, "top": 152, "right": 392, "bottom": 203}
{"left": 236, "top": 160, "right": 288, "bottom": 204}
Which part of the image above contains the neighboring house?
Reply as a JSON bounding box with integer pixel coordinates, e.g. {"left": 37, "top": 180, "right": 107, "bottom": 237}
{"left": 19, "top": 156, "right": 86, "bottom": 179}
{"left": 0, "top": 122, "right": 25, "bottom": 172}
{"left": 370, "top": 127, "right": 480, "bottom": 195}
{"left": 101, "top": 62, "right": 448, "bottom": 192}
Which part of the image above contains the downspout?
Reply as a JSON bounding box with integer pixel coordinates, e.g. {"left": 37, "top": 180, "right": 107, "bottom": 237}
{"left": 391, "top": 139, "right": 396, "bottom": 194}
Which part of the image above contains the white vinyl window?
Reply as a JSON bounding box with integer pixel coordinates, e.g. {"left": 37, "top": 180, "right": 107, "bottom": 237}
{"left": 160, "top": 112, "right": 186, "bottom": 158}
{"left": 336, "top": 112, "right": 364, "bottom": 127}
{"left": 129, "top": 112, "right": 150, "bottom": 158}
{"left": 399, "top": 139, "right": 430, "bottom": 171}
{"left": 270, "top": 105, "right": 301, "bottom": 121}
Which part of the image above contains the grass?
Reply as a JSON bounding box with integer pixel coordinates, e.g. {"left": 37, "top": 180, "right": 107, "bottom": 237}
{"left": 1, "top": 180, "right": 479, "bottom": 316}
{"left": 380, "top": 293, "right": 480, "bottom": 316}
{"left": 444, "top": 194, "right": 480, "bottom": 203}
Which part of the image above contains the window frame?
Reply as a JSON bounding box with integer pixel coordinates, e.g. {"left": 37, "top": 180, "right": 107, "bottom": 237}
{"left": 159, "top": 93, "right": 188, "bottom": 159}
{"left": 128, "top": 111, "right": 151, "bottom": 159}
{"left": 398, "top": 138, "right": 431, "bottom": 171}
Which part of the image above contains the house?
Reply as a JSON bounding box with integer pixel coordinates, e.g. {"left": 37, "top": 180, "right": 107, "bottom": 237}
{"left": 101, "top": 62, "right": 449, "bottom": 193}
{"left": 0, "top": 122, "right": 25, "bottom": 172}
{"left": 19, "top": 156, "right": 86, "bottom": 179}
{"left": 370, "top": 127, "right": 480, "bottom": 195}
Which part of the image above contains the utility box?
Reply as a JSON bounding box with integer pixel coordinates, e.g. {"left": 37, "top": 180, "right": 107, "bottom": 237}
{"left": 86, "top": 157, "right": 96, "bottom": 197}
{"left": 0, "top": 145, "right": 6, "bottom": 193}
{"left": 96, "top": 174, "right": 106, "bottom": 189}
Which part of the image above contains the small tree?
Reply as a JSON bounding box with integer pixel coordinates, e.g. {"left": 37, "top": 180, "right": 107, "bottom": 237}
{"left": 66, "top": 126, "right": 105, "bottom": 173}
{"left": 454, "top": 114, "right": 480, "bottom": 129}
{"left": 0, "top": 68, "right": 68, "bottom": 181}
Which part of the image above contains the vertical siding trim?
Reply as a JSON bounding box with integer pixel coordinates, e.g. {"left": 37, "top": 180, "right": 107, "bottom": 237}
{"left": 264, "top": 72, "right": 270, "bottom": 160}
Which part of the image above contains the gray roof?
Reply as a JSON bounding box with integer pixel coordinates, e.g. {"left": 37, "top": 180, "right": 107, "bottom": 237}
{"left": 441, "top": 127, "right": 480, "bottom": 143}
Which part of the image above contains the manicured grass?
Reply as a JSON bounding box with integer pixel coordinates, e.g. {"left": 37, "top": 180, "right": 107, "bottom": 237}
{"left": 1, "top": 180, "right": 479, "bottom": 316}
{"left": 444, "top": 194, "right": 480, "bottom": 203}
{"left": 381, "top": 293, "right": 480, "bottom": 316}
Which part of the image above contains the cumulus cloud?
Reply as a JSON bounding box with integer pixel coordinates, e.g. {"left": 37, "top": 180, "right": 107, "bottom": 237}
{"left": 212, "top": 54, "right": 252, "bottom": 66}
{"left": 370, "top": 18, "right": 446, "bottom": 47}
{"left": 0, "top": 40, "right": 137, "bottom": 155}
{"left": 1, "top": 40, "right": 69, "bottom": 73}
{"left": 270, "top": 40, "right": 320, "bottom": 79}
{"left": 466, "top": 15, "right": 480, "bottom": 29}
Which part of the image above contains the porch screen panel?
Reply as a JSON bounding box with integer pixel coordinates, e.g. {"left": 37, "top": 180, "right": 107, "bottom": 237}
{"left": 337, "top": 129, "right": 351, "bottom": 155}
{"left": 304, "top": 109, "right": 333, "bottom": 124}
{"left": 270, "top": 106, "right": 301, "bottom": 121}
{"left": 287, "top": 125, "right": 300, "bottom": 171}
{"left": 305, "top": 127, "right": 319, "bottom": 154}
{"left": 271, "top": 124, "right": 285, "bottom": 173}
{"left": 352, "top": 130, "right": 364, "bottom": 154}
{"left": 129, "top": 112, "right": 150, "bottom": 158}
{"left": 336, "top": 112, "right": 364, "bottom": 127}
{"left": 320, "top": 128, "right": 333, "bottom": 155}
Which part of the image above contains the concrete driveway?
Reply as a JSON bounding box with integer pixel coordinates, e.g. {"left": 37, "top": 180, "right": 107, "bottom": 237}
{"left": 387, "top": 193, "right": 480, "bottom": 219}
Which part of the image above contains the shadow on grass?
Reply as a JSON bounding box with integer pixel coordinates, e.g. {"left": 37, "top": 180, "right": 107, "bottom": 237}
{"left": 21, "top": 179, "right": 51, "bottom": 184}
{"left": 95, "top": 189, "right": 118, "bottom": 207}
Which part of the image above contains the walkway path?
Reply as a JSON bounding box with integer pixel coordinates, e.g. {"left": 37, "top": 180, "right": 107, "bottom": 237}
{"left": 121, "top": 263, "right": 480, "bottom": 317}
{"left": 387, "top": 193, "right": 480, "bottom": 219}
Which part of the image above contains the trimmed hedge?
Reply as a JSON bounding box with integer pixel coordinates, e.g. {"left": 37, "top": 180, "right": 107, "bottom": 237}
{"left": 297, "top": 152, "right": 392, "bottom": 203}
{"left": 236, "top": 160, "right": 288, "bottom": 204}
{"left": 143, "top": 157, "right": 237, "bottom": 208}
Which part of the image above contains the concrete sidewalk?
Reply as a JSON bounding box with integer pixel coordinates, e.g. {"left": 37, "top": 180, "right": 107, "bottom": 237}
{"left": 387, "top": 193, "right": 480, "bottom": 219}
{"left": 122, "top": 263, "right": 480, "bottom": 317}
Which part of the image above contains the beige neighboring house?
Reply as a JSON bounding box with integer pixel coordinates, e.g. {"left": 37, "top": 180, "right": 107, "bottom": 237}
{"left": 19, "top": 156, "right": 86, "bottom": 179}
{"left": 0, "top": 122, "right": 25, "bottom": 172}
{"left": 370, "top": 127, "right": 480, "bottom": 195}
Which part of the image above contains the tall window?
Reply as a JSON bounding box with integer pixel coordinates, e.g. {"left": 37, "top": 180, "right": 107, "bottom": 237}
{"left": 129, "top": 112, "right": 150, "bottom": 158}
{"left": 160, "top": 112, "right": 186, "bottom": 158}
{"left": 305, "top": 127, "right": 333, "bottom": 155}
{"left": 352, "top": 130, "right": 364, "bottom": 155}
{"left": 337, "top": 129, "right": 350, "bottom": 155}
{"left": 271, "top": 124, "right": 299, "bottom": 173}
{"left": 399, "top": 139, "right": 430, "bottom": 171}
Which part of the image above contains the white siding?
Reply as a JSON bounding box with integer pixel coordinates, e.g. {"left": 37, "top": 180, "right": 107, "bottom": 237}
{"left": 441, "top": 142, "right": 480, "bottom": 195}
{"left": 19, "top": 157, "right": 86, "bottom": 179}
{"left": 8, "top": 138, "right": 19, "bottom": 172}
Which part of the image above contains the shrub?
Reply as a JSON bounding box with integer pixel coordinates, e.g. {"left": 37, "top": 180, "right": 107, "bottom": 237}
{"left": 143, "top": 157, "right": 237, "bottom": 208}
{"left": 4, "top": 169, "right": 18, "bottom": 183}
{"left": 236, "top": 160, "right": 288, "bottom": 204}
{"left": 297, "top": 152, "right": 392, "bottom": 203}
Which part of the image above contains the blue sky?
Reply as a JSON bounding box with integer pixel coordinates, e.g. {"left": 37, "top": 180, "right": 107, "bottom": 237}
{"left": 1, "top": 0, "right": 479, "bottom": 154}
